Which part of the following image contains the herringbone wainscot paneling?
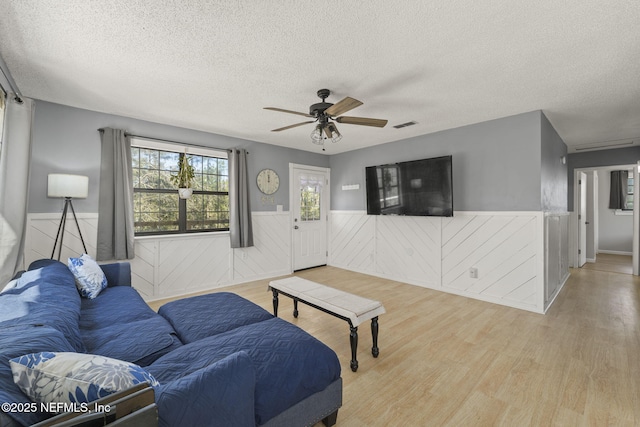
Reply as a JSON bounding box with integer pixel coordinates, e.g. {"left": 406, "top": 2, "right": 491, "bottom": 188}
{"left": 156, "top": 234, "right": 231, "bottom": 298}
{"left": 25, "top": 213, "right": 98, "bottom": 267}
{"left": 328, "top": 211, "right": 546, "bottom": 313}
{"left": 233, "top": 212, "right": 290, "bottom": 281}
{"left": 442, "top": 213, "right": 541, "bottom": 310}
{"left": 24, "top": 212, "right": 294, "bottom": 302}
{"left": 329, "top": 211, "right": 375, "bottom": 274}
{"left": 376, "top": 215, "right": 442, "bottom": 287}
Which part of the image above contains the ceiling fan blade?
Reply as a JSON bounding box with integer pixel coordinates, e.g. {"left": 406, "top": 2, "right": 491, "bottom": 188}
{"left": 324, "top": 97, "right": 363, "bottom": 117}
{"left": 271, "top": 121, "right": 314, "bottom": 132}
{"left": 336, "top": 116, "right": 388, "bottom": 128}
{"left": 264, "top": 107, "right": 313, "bottom": 118}
{"left": 323, "top": 125, "right": 333, "bottom": 139}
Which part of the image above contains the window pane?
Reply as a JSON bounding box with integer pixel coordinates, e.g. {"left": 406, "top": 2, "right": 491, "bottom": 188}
{"left": 160, "top": 151, "right": 179, "bottom": 172}
{"left": 300, "top": 186, "right": 320, "bottom": 221}
{"left": 131, "top": 147, "right": 140, "bottom": 168}
{"left": 134, "top": 192, "right": 179, "bottom": 232}
{"left": 159, "top": 170, "right": 174, "bottom": 189}
{"left": 218, "top": 160, "right": 228, "bottom": 176}
{"left": 205, "top": 157, "right": 218, "bottom": 175}
{"left": 140, "top": 149, "right": 159, "bottom": 169}
{"left": 219, "top": 176, "right": 229, "bottom": 192}
{"left": 203, "top": 174, "right": 218, "bottom": 191}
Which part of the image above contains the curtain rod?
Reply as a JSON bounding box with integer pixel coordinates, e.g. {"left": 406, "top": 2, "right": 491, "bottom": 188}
{"left": 98, "top": 129, "right": 245, "bottom": 153}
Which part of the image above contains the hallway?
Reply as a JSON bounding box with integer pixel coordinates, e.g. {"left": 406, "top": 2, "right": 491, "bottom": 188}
{"left": 582, "top": 253, "right": 633, "bottom": 275}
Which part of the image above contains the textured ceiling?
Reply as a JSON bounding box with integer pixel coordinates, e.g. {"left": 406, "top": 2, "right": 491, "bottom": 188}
{"left": 1, "top": 0, "right": 639, "bottom": 155}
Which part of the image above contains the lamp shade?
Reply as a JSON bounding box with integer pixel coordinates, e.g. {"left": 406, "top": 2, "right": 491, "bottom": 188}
{"left": 47, "top": 174, "right": 89, "bottom": 198}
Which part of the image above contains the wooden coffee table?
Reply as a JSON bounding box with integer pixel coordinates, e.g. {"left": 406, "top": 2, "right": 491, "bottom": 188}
{"left": 268, "top": 277, "right": 385, "bottom": 372}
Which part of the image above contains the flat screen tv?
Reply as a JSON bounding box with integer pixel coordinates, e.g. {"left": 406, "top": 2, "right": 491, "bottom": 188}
{"left": 365, "top": 155, "right": 453, "bottom": 217}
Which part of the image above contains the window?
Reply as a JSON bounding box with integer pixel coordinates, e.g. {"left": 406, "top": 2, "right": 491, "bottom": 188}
{"left": 300, "top": 178, "right": 321, "bottom": 221}
{"left": 130, "top": 139, "right": 229, "bottom": 235}
{"left": 625, "top": 175, "right": 634, "bottom": 210}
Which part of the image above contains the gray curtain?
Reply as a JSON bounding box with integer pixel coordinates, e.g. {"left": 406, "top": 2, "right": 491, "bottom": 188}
{"left": 609, "top": 170, "right": 628, "bottom": 210}
{"left": 229, "top": 148, "right": 253, "bottom": 248}
{"left": 0, "top": 96, "right": 34, "bottom": 283}
{"left": 96, "top": 128, "right": 135, "bottom": 260}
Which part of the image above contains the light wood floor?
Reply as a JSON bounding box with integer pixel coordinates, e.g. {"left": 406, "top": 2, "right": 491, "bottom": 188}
{"left": 582, "top": 253, "right": 633, "bottom": 275}
{"left": 148, "top": 266, "right": 640, "bottom": 426}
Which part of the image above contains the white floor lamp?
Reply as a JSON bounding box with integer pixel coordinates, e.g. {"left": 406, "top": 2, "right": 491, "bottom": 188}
{"left": 48, "top": 174, "right": 89, "bottom": 260}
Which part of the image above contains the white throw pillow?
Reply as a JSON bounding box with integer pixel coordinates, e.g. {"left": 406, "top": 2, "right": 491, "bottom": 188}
{"left": 10, "top": 352, "right": 159, "bottom": 408}
{"left": 68, "top": 254, "right": 108, "bottom": 299}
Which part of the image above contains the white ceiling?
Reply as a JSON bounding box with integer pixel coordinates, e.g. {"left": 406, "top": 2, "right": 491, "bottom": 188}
{"left": 1, "top": 1, "right": 639, "bottom": 155}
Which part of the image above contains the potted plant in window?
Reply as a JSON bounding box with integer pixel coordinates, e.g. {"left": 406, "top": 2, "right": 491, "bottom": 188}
{"left": 171, "top": 153, "right": 195, "bottom": 199}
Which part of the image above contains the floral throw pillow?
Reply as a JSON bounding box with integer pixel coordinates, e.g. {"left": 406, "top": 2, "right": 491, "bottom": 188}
{"left": 10, "top": 352, "right": 159, "bottom": 408}
{"left": 67, "top": 254, "right": 108, "bottom": 299}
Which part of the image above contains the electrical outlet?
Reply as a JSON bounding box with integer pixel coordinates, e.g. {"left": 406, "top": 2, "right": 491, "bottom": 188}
{"left": 469, "top": 267, "right": 478, "bottom": 278}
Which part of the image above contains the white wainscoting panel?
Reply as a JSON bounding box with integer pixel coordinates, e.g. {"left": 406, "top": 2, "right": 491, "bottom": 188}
{"left": 329, "top": 211, "right": 548, "bottom": 313}
{"left": 442, "top": 213, "right": 542, "bottom": 311}
{"left": 233, "top": 212, "right": 290, "bottom": 282}
{"left": 376, "top": 215, "right": 442, "bottom": 287}
{"left": 329, "top": 211, "right": 375, "bottom": 274}
{"left": 24, "top": 213, "right": 99, "bottom": 268}
{"left": 24, "top": 212, "right": 292, "bottom": 302}
{"left": 129, "top": 239, "right": 156, "bottom": 300}
{"left": 155, "top": 233, "right": 231, "bottom": 299}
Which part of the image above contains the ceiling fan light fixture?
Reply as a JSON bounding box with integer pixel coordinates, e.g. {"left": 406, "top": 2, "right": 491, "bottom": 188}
{"left": 310, "top": 125, "right": 324, "bottom": 145}
{"left": 266, "top": 89, "right": 387, "bottom": 149}
{"left": 328, "top": 123, "right": 342, "bottom": 143}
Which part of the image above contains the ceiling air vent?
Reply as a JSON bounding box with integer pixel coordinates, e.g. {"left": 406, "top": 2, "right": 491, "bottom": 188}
{"left": 393, "top": 121, "right": 417, "bottom": 129}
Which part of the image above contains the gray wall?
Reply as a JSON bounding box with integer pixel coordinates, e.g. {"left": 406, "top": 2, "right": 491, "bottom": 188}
{"left": 330, "top": 111, "right": 543, "bottom": 211}
{"left": 29, "top": 101, "right": 328, "bottom": 213}
{"left": 567, "top": 146, "right": 640, "bottom": 211}
{"left": 540, "top": 112, "right": 568, "bottom": 211}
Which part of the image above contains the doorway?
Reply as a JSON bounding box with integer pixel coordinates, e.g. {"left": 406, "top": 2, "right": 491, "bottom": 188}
{"left": 289, "top": 164, "right": 330, "bottom": 271}
{"left": 573, "top": 164, "right": 638, "bottom": 275}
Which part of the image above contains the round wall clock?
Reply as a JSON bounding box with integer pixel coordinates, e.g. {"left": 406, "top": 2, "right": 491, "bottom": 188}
{"left": 257, "top": 168, "right": 280, "bottom": 195}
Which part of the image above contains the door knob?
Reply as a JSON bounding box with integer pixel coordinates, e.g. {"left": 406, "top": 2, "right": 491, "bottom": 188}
{"left": 294, "top": 225, "right": 299, "bottom": 229}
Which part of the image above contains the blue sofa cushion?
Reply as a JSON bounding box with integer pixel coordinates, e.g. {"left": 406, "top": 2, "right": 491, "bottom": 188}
{"left": 0, "top": 261, "right": 85, "bottom": 352}
{"left": 155, "top": 351, "right": 256, "bottom": 427}
{"left": 0, "top": 325, "right": 76, "bottom": 427}
{"left": 147, "top": 317, "right": 341, "bottom": 426}
{"left": 80, "top": 286, "right": 182, "bottom": 366}
{"left": 158, "top": 292, "right": 274, "bottom": 343}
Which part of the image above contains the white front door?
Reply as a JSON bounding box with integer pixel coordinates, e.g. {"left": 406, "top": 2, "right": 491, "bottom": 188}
{"left": 291, "top": 164, "right": 329, "bottom": 271}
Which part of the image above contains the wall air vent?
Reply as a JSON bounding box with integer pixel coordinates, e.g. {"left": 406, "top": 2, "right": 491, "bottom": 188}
{"left": 393, "top": 121, "right": 418, "bottom": 129}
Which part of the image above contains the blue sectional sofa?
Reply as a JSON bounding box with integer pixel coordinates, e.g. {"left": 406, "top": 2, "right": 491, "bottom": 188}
{"left": 0, "top": 259, "right": 342, "bottom": 427}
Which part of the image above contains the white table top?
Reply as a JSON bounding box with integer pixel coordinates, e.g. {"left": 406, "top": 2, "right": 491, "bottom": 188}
{"left": 269, "top": 277, "right": 385, "bottom": 327}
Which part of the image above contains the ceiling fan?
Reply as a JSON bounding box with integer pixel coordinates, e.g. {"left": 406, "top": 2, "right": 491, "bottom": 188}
{"left": 264, "top": 89, "right": 388, "bottom": 149}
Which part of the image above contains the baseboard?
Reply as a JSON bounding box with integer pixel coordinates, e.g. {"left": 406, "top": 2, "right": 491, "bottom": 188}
{"left": 598, "top": 250, "right": 632, "bottom": 256}
{"left": 143, "top": 269, "right": 292, "bottom": 304}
